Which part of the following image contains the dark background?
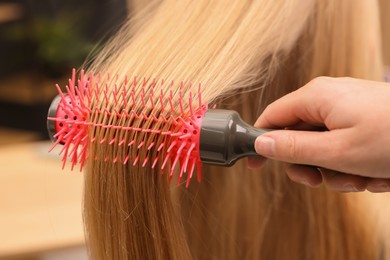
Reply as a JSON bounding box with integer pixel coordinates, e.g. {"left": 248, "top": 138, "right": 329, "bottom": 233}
{"left": 0, "top": 0, "right": 127, "bottom": 139}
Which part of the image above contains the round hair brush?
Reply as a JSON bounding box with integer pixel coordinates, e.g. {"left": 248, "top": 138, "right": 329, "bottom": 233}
{"left": 47, "top": 69, "right": 269, "bottom": 187}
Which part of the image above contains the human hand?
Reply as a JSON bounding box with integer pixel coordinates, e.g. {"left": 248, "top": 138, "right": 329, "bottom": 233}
{"left": 249, "top": 77, "right": 390, "bottom": 192}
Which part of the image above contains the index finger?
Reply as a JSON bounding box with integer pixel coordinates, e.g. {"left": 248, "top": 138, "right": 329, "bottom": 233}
{"left": 255, "top": 77, "right": 335, "bottom": 129}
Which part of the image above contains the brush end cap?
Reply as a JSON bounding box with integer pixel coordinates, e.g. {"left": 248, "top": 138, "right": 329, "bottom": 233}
{"left": 47, "top": 95, "right": 62, "bottom": 143}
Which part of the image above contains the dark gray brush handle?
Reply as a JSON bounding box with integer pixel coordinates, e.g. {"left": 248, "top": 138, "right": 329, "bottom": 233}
{"left": 199, "top": 109, "right": 270, "bottom": 166}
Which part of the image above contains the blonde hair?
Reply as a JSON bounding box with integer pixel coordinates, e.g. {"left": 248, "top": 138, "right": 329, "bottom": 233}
{"left": 83, "top": 0, "right": 385, "bottom": 259}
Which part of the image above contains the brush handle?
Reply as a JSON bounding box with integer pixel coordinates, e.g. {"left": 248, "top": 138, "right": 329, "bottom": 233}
{"left": 199, "top": 109, "right": 270, "bottom": 166}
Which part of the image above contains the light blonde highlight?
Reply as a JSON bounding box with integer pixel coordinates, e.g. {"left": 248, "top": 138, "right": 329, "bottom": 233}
{"left": 83, "top": 1, "right": 386, "bottom": 259}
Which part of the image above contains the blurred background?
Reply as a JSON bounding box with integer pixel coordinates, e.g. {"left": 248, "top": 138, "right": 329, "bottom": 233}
{"left": 0, "top": 0, "right": 127, "bottom": 259}
{"left": 0, "top": 0, "right": 127, "bottom": 141}
{"left": 0, "top": 0, "right": 388, "bottom": 259}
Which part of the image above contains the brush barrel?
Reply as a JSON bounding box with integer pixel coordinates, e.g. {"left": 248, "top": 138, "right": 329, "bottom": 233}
{"left": 199, "top": 109, "right": 269, "bottom": 166}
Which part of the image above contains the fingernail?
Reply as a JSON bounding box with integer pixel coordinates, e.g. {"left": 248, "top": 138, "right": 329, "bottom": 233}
{"left": 371, "top": 182, "right": 390, "bottom": 192}
{"left": 297, "top": 178, "right": 311, "bottom": 187}
{"left": 255, "top": 136, "right": 275, "bottom": 156}
{"left": 342, "top": 183, "right": 362, "bottom": 192}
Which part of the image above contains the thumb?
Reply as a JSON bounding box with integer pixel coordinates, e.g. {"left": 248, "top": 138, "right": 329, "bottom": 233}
{"left": 254, "top": 130, "right": 343, "bottom": 167}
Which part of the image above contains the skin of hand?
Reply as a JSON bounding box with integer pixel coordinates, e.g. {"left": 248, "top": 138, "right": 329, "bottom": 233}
{"left": 248, "top": 77, "right": 390, "bottom": 193}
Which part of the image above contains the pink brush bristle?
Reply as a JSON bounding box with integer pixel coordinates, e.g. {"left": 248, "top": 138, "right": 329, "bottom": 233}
{"left": 48, "top": 69, "right": 208, "bottom": 187}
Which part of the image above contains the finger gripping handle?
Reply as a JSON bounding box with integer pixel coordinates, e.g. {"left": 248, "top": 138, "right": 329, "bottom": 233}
{"left": 199, "top": 109, "right": 269, "bottom": 166}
